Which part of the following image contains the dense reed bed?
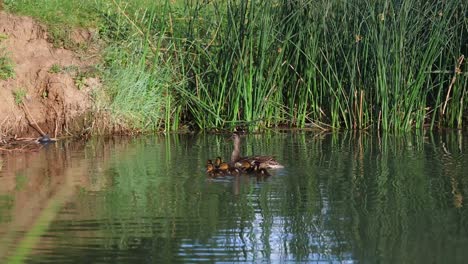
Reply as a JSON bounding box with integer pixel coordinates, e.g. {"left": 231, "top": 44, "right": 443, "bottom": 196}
{"left": 178, "top": 0, "right": 467, "bottom": 131}
{"left": 5, "top": 0, "right": 467, "bottom": 132}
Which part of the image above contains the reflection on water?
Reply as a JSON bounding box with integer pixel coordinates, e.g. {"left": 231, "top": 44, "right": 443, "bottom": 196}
{"left": 0, "top": 132, "right": 467, "bottom": 263}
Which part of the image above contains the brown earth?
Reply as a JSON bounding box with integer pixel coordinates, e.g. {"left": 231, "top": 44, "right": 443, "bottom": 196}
{"left": 0, "top": 11, "right": 101, "bottom": 142}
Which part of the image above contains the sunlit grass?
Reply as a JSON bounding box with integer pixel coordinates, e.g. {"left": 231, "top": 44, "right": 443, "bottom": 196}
{"left": 4, "top": 0, "right": 101, "bottom": 27}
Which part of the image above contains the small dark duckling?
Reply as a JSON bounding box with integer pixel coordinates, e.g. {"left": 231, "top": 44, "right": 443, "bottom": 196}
{"left": 228, "top": 167, "right": 241, "bottom": 176}
{"left": 253, "top": 161, "right": 271, "bottom": 177}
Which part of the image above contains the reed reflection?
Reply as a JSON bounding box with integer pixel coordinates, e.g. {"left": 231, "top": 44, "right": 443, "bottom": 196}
{"left": 0, "top": 132, "right": 466, "bottom": 263}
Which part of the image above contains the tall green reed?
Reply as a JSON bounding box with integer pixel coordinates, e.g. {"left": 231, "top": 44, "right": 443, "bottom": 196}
{"left": 176, "top": 0, "right": 466, "bottom": 131}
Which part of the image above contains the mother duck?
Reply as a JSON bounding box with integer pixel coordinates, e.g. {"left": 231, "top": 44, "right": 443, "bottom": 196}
{"left": 230, "top": 133, "right": 284, "bottom": 170}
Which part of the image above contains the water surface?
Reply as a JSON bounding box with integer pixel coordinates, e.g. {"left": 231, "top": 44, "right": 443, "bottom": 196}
{"left": 0, "top": 132, "right": 467, "bottom": 263}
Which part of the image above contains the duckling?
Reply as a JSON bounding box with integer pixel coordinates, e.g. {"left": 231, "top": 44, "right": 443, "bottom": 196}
{"left": 218, "top": 161, "right": 230, "bottom": 171}
{"left": 213, "top": 156, "right": 230, "bottom": 175}
{"left": 253, "top": 161, "right": 271, "bottom": 177}
{"left": 234, "top": 160, "right": 253, "bottom": 173}
{"left": 257, "top": 168, "right": 271, "bottom": 177}
{"left": 230, "top": 133, "right": 284, "bottom": 169}
{"left": 206, "top": 159, "right": 224, "bottom": 177}
{"left": 214, "top": 157, "right": 222, "bottom": 168}
{"left": 228, "top": 167, "right": 241, "bottom": 176}
{"left": 206, "top": 160, "right": 219, "bottom": 177}
{"left": 206, "top": 159, "right": 215, "bottom": 174}
{"left": 214, "top": 156, "right": 241, "bottom": 176}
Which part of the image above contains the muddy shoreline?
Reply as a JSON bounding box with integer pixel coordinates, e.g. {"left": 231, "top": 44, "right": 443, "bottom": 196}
{"left": 0, "top": 12, "right": 100, "bottom": 143}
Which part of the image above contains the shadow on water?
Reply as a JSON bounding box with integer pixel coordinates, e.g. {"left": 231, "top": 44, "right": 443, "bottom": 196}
{"left": 0, "top": 132, "right": 467, "bottom": 263}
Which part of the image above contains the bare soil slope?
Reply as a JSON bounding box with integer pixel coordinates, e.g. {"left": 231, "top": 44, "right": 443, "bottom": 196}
{"left": 0, "top": 11, "right": 100, "bottom": 141}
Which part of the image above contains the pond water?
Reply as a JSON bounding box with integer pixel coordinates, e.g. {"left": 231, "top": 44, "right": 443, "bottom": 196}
{"left": 0, "top": 132, "right": 467, "bottom": 263}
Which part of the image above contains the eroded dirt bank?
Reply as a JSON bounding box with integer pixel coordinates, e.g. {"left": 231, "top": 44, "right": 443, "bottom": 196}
{"left": 0, "top": 11, "right": 100, "bottom": 142}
